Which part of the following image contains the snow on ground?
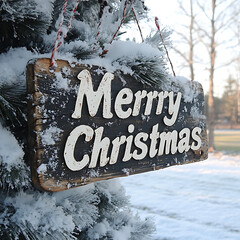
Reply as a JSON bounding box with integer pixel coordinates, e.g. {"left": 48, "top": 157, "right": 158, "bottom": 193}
{"left": 120, "top": 153, "right": 240, "bottom": 240}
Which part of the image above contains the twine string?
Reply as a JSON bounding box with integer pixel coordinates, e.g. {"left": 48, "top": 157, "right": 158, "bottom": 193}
{"left": 155, "top": 17, "right": 176, "bottom": 77}
{"left": 131, "top": 6, "right": 144, "bottom": 42}
{"left": 99, "top": 0, "right": 128, "bottom": 56}
{"left": 109, "top": 0, "right": 128, "bottom": 45}
{"left": 50, "top": 0, "right": 79, "bottom": 69}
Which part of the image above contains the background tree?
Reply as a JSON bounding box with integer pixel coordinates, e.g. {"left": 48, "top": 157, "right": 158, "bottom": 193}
{"left": 231, "top": 2, "right": 240, "bottom": 124}
{"left": 204, "top": 94, "right": 223, "bottom": 125}
{"left": 221, "top": 76, "right": 239, "bottom": 127}
{"left": 196, "top": 0, "right": 239, "bottom": 150}
{"left": 172, "top": 0, "right": 196, "bottom": 81}
{"left": 207, "top": 0, "right": 217, "bottom": 152}
{"left": 170, "top": 0, "right": 237, "bottom": 150}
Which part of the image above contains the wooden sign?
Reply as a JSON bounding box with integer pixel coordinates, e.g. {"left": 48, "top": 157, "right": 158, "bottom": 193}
{"left": 27, "top": 58, "right": 208, "bottom": 192}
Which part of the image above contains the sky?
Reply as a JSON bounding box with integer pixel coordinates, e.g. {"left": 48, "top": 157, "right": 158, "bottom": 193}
{"left": 135, "top": 0, "right": 240, "bottom": 97}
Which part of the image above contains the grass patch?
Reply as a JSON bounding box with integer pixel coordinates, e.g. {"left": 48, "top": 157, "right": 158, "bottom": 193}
{"left": 214, "top": 131, "right": 240, "bottom": 153}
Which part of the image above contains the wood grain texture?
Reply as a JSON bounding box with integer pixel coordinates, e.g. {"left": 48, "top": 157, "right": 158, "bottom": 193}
{"left": 27, "top": 58, "right": 208, "bottom": 192}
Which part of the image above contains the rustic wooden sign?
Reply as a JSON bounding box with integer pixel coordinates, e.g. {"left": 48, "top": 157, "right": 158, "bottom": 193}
{"left": 27, "top": 58, "right": 208, "bottom": 192}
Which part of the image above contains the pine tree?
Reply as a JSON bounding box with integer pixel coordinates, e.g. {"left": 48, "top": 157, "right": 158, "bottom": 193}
{"left": 221, "top": 76, "right": 239, "bottom": 127}
{"left": 0, "top": 0, "right": 171, "bottom": 239}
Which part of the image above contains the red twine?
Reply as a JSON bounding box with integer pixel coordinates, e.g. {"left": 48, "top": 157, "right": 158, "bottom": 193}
{"left": 100, "top": 1, "right": 145, "bottom": 56}
{"left": 50, "top": 0, "right": 79, "bottom": 69}
{"left": 99, "top": 0, "right": 128, "bottom": 56}
{"left": 131, "top": 6, "right": 144, "bottom": 42}
{"left": 155, "top": 17, "right": 176, "bottom": 77}
{"left": 110, "top": 0, "right": 128, "bottom": 45}
{"left": 93, "top": 12, "right": 104, "bottom": 51}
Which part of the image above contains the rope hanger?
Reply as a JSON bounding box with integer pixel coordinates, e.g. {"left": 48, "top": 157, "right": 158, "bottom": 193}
{"left": 50, "top": 0, "right": 79, "bottom": 69}
{"left": 49, "top": 0, "right": 176, "bottom": 78}
{"left": 155, "top": 17, "right": 176, "bottom": 77}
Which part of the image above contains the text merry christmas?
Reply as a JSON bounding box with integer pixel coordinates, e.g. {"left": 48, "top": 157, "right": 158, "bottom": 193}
{"left": 64, "top": 69, "right": 202, "bottom": 171}
{"left": 27, "top": 59, "right": 207, "bottom": 191}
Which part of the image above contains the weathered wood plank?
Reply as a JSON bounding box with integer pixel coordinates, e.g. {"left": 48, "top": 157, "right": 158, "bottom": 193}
{"left": 27, "top": 58, "right": 208, "bottom": 192}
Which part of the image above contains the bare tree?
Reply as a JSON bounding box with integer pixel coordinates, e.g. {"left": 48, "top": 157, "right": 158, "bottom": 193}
{"left": 231, "top": 3, "right": 240, "bottom": 124}
{"left": 222, "top": 76, "right": 239, "bottom": 127}
{"left": 195, "top": 0, "right": 238, "bottom": 151}
{"left": 208, "top": 0, "right": 216, "bottom": 152}
{"left": 173, "top": 0, "right": 196, "bottom": 81}
{"left": 189, "top": 0, "right": 194, "bottom": 81}
{"left": 171, "top": 0, "right": 238, "bottom": 150}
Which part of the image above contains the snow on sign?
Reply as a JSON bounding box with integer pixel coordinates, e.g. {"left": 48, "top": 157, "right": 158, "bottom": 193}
{"left": 27, "top": 58, "right": 208, "bottom": 192}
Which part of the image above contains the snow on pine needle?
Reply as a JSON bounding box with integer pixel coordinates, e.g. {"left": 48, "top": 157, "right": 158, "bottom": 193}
{"left": 0, "top": 179, "right": 154, "bottom": 240}
{"left": 0, "top": 123, "right": 30, "bottom": 191}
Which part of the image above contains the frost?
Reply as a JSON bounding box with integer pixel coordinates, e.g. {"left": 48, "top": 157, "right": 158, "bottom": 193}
{"left": 33, "top": 0, "right": 54, "bottom": 17}
{"left": 4, "top": 192, "right": 76, "bottom": 235}
{"left": 119, "top": 74, "right": 127, "bottom": 86}
{"left": 1, "top": 183, "right": 99, "bottom": 236}
{"left": 0, "top": 123, "right": 30, "bottom": 190}
{"left": 105, "top": 122, "right": 114, "bottom": 127}
{"left": 0, "top": 48, "right": 37, "bottom": 87}
{"left": 171, "top": 76, "right": 201, "bottom": 103}
{"left": 53, "top": 71, "right": 71, "bottom": 90}
{"left": 0, "top": 123, "right": 24, "bottom": 170}
{"left": 1, "top": 179, "right": 154, "bottom": 239}
{"left": 105, "top": 41, "right": 164, "bottom": 63}
{"left": 191, "top": 105, "right": 206, "bottom": 121}
{"left": 88, "top": 169, "right": 99, "bottom": 178}
{"left": 152, "top": 164, "right": 156, "bottom": 170}
{"left": 37, "top": 164, "right": 47, "bottom": 174}
{"left": 141, "top": 114, "right": 150, "bottom": 122}
{"left": 94, "top": 67, "right": 105, "bottom": 75}
{"left": 122, "top": 168, "right": 130, "bottom": 176}
{"left": 41, "top": 126, "right": 63, "bottom": 146}
{"left": 62, "top": 66, "right": 71, "bottom": 75}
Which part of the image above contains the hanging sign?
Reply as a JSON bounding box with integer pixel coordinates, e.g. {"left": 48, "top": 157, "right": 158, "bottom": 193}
{"left": 27, "top": 58, "right": 208, "bottom": 192}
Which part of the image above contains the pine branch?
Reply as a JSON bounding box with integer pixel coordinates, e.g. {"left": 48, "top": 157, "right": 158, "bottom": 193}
{"left": 73, "top": 47, "right": 96, "bottom": 60}
{"left": 114, "top": 56, "right": 169, "bottom": 87}
{"left": 0, "top": 0, "right": 53, "bottom": 53}
{"left": 0, "top": 162, "right": 31, "bottom": 191}
{"left": 0, "top": 84, "right": 27, "bottom": 130}
{"left": 145, "top": 28, "right": 172, "bottom": 51}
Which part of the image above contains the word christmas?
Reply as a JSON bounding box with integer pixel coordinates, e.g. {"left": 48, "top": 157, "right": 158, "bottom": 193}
{"left": 64, "top": 70, "right": 202, "bottom": 171}
{"left": 27, "top": 59, "right": 207, "bottom": 192}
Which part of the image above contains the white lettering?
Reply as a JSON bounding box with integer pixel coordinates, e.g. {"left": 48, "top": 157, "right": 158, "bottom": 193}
{"left": 156, "top": 91, "right": 169, "bottom": 115}
{"left": 72, "top": 69, "right": 114, "bottom": 119}
{"left": 89, "top": 127, "right": 110, "bottom": 168}
{"left": 132, "top": 90, "right": 147, "bottom": 116}
{"left": 64, "top": 125, "right": 94, "bottom": 171}
{"left": 144, "top": 91, "right": 158, "bottom": 115}
{"left": 64, "top": 124, "right": 203, "bottom": 171}
{"left": 122, "top": 124, "right": 135, "bottom": 161}
{"left": 158, "top": 130, "right": 178, "bottom": 155}
{"left": 133, "top": 132, "right": 148, "bottom": 160}
{"left": 163, "top": 92, "right": 182, "bottom": 126}
{"left": 178, "top": 128, "right": 191, "bottom": 153}
{"left": 110, "top": 136, "right": 126, "bottom": 165}
{"left": 149, "top": 124, "right": 160, "bottom": 158}
{"left": 115, "top": 88, "right": 133, "bottom": 119}
{"left": 191, "top": 127, "right": 202, "bottom": 150}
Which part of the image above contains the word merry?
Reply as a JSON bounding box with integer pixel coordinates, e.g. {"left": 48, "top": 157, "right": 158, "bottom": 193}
{"left": 72, "top": 69, "right": 181, "bottom": 126}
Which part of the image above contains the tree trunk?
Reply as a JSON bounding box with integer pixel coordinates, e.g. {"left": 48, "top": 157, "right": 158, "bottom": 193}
{"left": 208, "top": 0, "right": 216, "bottom": 152}
{"left": 189, "top": 0, "right": 194, "bottom": 81}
